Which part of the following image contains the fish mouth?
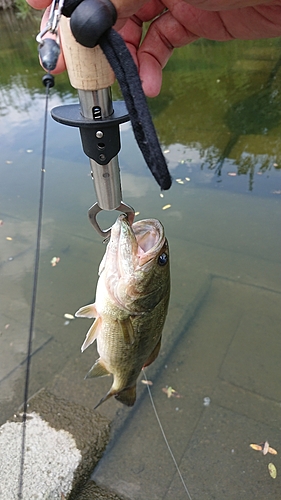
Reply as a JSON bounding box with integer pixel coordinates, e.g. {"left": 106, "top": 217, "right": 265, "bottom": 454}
{"left": 117, "top": 214, "right": 165, "bottom": 269}
{"left": 132, "top": 218, "right": 165, "bottom": 266}
{"left": 100, "top": 214, "right": 167, "bottom": 312}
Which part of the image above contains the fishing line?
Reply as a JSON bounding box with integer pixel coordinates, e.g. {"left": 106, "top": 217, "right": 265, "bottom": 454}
{"left": 142, "top": 369, "right": 193, "bottom": 500}
{"left": 18, "top": 74, "right": 54, "bottom": 500}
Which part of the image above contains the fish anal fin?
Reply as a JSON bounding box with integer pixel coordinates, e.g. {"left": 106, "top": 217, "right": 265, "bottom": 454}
{"left": 143, "top": 337, "right": 162, "bottom": 368}
{"left": 115, "top": 385, "right": 136, "bottom": 407}
{"left": 85, "top": 359, "right": 110, "bottom": 379}
{"left": 75, "top": 303, "right": 97, "bottom": 319}
{"left": 81, "top": 317, "right": 102, "bottom": 352}
{"left": 118, "top": 317, "right": 135, "bottom": 345}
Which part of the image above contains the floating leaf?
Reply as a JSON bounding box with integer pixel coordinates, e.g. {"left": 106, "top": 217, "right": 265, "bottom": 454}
{"left": 141, "top": 379, "right": 153, "bottom": 386}
{"left": 250, "top": 441, "right": 277, "bottom": 455}
{"left": 268, "top": 463, "right": 277, "bottom": 479}
{"left": 64, "top": 313, "right": 75, "bottom": 320}
{"left": 50, "top": 256, "right": 60, "bottom": 267}
{"left": 268, "top": 447, "right": 278, "bottom": 455}
{"left": 262, "top": 441, "right": 271, "bottom": 455}
{"left": 250, "top": 444, "right": 263, "bottom": 452}
{"left": 162, "top": 386, "right": 182, "bottom": 398}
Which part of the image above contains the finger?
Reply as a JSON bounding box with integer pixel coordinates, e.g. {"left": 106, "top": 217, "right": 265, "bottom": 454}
{"left": 119, "top": 2, "right": 170, "bottom": 95}
{"left": 138, "top": 10, "right": 199, "bottom": 96}
{"left": 137, "top": 2, "right": 281, "bottom": 96}
{"left": 112, "top": 0, "right": 150, "bottom": 20}
{"left": 27, "top": 0, "right": 51, "bottom": 9}
{"left": 181, "top": 0, "right": 277, "bottom": 11}
{"left": 118, "top": 2, "right": 165, "bottom": 72}
{"left": 118, "top": 16, "right": 144, "bottom": 69}
{"left": 116, "top": 0, "right": 165, "bottom": 31}
{"left": 161, "top": 1, "right": 281, "bottom": 40}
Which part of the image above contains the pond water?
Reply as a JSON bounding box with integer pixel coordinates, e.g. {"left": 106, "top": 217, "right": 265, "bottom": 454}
{"left": 0, "top": 10, "right": 281, "bottom": 500}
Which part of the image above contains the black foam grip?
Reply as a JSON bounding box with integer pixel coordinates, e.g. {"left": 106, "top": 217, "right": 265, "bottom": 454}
{"left": 68, "top": 0, "right": 117, "bottom": 48}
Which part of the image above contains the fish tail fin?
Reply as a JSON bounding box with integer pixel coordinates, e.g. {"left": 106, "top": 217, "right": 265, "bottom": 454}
{"left": 94, "top": 385, "right": 137, "bottom": 410}
{"left": 115, "top": 385, "right": 136, "bottom": 407}
{"left": 94, "top": 388, "right": 116, "bottom": 410}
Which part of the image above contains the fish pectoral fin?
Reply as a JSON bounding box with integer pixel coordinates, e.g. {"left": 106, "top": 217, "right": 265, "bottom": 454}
{"left": 81, "top": 317, "right": 102, "bottom": 352}
{"left": 75, "top": 303, "right": 98, "bottom": 319}
{"left": 115, "top": 385, "right": 136, "bottom": 407}
{"left": 118, "top": 317, "right": 135, "bottom": 345}
{"left": 143, "top": 336, "right": 162, "bottom": 368}
{"left": 85, "top": 359, "right": 110, "bottom": 379}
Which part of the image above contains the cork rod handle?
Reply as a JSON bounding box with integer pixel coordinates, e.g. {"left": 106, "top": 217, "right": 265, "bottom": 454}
{"left": 59, "top": 16, "right": 115, "bottom": 90}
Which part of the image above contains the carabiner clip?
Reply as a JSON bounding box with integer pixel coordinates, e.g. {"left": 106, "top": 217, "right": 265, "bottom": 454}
{"left": 36, "top": 0, "right": 64, "bottom": 44}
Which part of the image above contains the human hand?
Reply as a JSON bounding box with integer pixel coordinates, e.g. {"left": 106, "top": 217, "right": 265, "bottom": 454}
{"left": 27, "top": 0, "right": 147, "bottom": 74}
{"left": 27, "top": 0, "right": 281, "bottom": 96}
{"left": 122, "top": 0, "right": 281, "bottom": 96}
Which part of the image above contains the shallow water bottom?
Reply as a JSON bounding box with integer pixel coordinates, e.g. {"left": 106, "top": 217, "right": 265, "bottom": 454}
{"left": 93, "top": 277, "right": 281, "bottom": 500}
{"left": 1, "top": 173, "right": 280, "bottom": 499}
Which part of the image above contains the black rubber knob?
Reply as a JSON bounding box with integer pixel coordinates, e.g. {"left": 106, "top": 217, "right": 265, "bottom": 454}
{"left": 39, "top": 38, "right": 60, "bottom": 71}
{"left": 68, "top": 0, "right": 117, "bottom": 48}
{"left": 42, "top": 73, "right": 55, "bottom": 88}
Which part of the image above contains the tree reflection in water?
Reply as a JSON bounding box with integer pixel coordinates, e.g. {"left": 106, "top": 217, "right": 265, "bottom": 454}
{"left": 213, "top": 54, "right": 281, "bottom": 188}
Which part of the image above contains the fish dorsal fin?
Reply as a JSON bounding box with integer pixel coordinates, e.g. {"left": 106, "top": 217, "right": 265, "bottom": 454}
{"left": 85, "top": 358, "right": 110, "bottom": 379}
{"left": 81, "top": 317, "right": 102, "bottom": 352}
{"left": 115, "top": 385, "right": 136, "bottom": 407}
{"left": 118, "top": 317, "right": 135, "bottom": 345}
{"left": 75, "top": 303, "right": 97, "bottom": 318}
{"left": 143, "top": 336, "right": 162, "bottom": 368}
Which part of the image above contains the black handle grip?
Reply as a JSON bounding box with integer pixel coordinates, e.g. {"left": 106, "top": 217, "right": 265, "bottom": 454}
{"left": 62, "top": 0, "right": 117, "bottom": 48}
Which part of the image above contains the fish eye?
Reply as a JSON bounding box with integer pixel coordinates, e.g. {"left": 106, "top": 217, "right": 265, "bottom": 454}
{"left": 158, "top": 252, "right": 168, "bottom": 266}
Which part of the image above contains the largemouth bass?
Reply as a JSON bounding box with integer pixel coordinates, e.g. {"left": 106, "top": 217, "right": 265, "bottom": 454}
{"left": 75, "top": 214, "right": 170, "bottom": 409}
